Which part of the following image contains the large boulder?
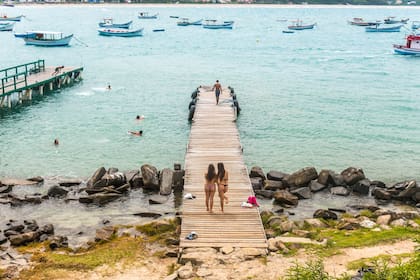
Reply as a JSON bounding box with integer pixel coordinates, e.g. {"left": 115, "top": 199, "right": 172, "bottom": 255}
{"left": 141, "top": 164, "right": 160, "bottom": 191}
{"left": 249, "top": 166, "right": 266, "bottom": 180}
{"left": 273, "top": 190, "right": 298, "bottom": 207}
{"left": 93, "top": 172, "right": 126, "bottom": 188}
{"left": 283, "top": 167, "right": 318, "bottom": 189}
{"left": 372, "top": 188, "right": 392, "bottom": 200}
{"left": 250, "top": 177, "right": 263, "bottom": 191}
{"left": 396, "top": 181, "right": 419, "bottom": 200}
{"left": 266, "top": 170, "right": 288, "bottom": 181}
{"left": 264, "top": 180, "right": 285, "bottom": 191}
{"left": 317, "top": 170, "right": 331, "bottom": 186}
{"left": 9, "top": 231, "right": 40, "bottom": 246}
{"left": 0, "top": 185, "right": 12, "bottom": 193}
{"left": 87, "top": 167, "right": 107, "bottom": 188}
{"left": 47, "top": 185, "right": 69, "bottom": 198}
{"left": 309, "top": 180, "right": 327, "bottom": 193}
{"left": 160, "top": 168, "right": 174, "bottom": 195}
{"left": 290, "top": 187, "right": 312, "bottom": 199}
{"left": 352, "top": 179, "right": 371, "bottom": 195}
{"left": 330, "top": 186, "right": 350, "bottom": 196}
{"left": 341, "top": 167, "right": 366, "bottom": 186}
{"left": 95, "top": 226, "right": 116, "bottom": 242}
{"left": 313, "top": 209, "right": 338, "bottom": 220}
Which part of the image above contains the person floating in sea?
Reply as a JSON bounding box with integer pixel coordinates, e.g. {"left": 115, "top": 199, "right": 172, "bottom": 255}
{"left": 54, "top": 138, "right": 59, "bottom": 145}
{"left": 128, "top": 130, "right": 143, "bottom": 136}
{"left": 106, "top": 84, "right": 111, "bottom": 90}
{"left": 212, "top": 80, "right": 222, "bottom": 105}
{"left": 51, "top": 65, "right": 64, "bottom": 76}
{"left": 136, "top": 115, "right": 145, "bottom": 122}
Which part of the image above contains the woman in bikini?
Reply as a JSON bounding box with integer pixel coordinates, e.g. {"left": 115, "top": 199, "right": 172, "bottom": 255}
{"left": 204, "top": 164, "right": 217, "bottom": 213}
{"left": 217, "top": 162, "right": 229, "bottom": 212}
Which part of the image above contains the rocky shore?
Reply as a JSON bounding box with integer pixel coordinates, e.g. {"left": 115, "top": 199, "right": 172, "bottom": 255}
{"left": 1, "top": 164, "right": 419, "bottom": 279}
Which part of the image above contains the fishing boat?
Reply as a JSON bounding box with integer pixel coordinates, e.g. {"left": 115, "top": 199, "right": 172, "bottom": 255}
{"left": 287, "top": 20, "right": 316, "bottom": 30}
{"left": 202, "top": 20, "right": 234, "bottom": 29}
{"left": 138, "top": 12, "right": 158, "bottom": 19}
{"left": 0, "top": 14, "right": 23, "bottom": 22}
{"left": 2, "top": 2, "right": 14, "bottom": 7}
{"left": 177, "top": 18, "right": 202, "bottom": 26}
{"left": 98, "top": 18, "right": 132, "bottom": 29}
{"left": 97, "top": 28, "right": 143, "bottom": 37}
{"left": 393, "top": 34, "right": 420, "bottom": 55}
{"left": 14, "top": 31, "right": 37, "bottom": 38}
{"left": 348, "top": 17, "right": 379, "bottom": 26}
{"left": 0, "top": 22, "right": 14, "bottom": 31}
{"left": 365, "top": 24, "right": 403, "bottom": 32}
{"left": 384, "top": 16, "right": 409, "bottom": 24}
{"left": 22, "top": 31, "right": 73, "bottom": 46}
{"left": 412, "top": 21, "right": 420, "bottom": 30}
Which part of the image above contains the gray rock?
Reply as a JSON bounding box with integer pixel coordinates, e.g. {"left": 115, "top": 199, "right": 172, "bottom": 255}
{"left": 115, "top": 184, "right": 130, "bottom": 193}
{"left": 309, "top": 180, "right": 327, "bottom": 193}
{"left": 250, "top": 177, "right": 263, "bottom": 190}
{"left": 290, "top": 187, "right": 312, "bottom": 199}
{"left": 329, "top": 172, "right": 345, "bottom": 187}
{"left": 39, "top": 224, "right": 54, "bottom": 235}
{"left": 267, "top": 170, "right": 288, "bottom": 181}
{"left": 317, "top": 169, "right": 331, "bottom": 186}
{"left": 313, "top": 209, "right": 338, "bottom": 220}
{"left": 79, "top": 193, "right": 122, "bottom": 205}
{"left": 264, "top": 180, "right": 285, "bottom": 191}
{"left": 58, "top": 179, "right": 82, "bottom": 187}
{"left": 94, "top": 172, "right": 126, "bottom": 188}
{"left": 397, "top": 180, "right": 419, "bottom": 200}
{"left": 341, "top": 167, "right": 366, "bottom": 186}
{"left": 273, "top": 190, "right": 298, "bottom": 206}
{"left": 283, "top": 167, "right": 318, "bottom": 189}
{"left": 304, "top": 218, "right": 328, "bottom": 228}
{"left": 254, "top": 189, "right": 274, "bottom": 199}
{"left": 160, "top": 168, "right": 174, "bottom": 195}
{"left": 0, "top": 185, "right": 12, "bottom": 193}
{"left": 352, "top": 179, "right": 371, "bottom": 195}
{"left": 27, "top": 176, "right": 44, "bottom": 183}
{"left": 133, "top": 212, "right": 162, "bottom": 219}
{"left": 141, "top": 164, "right": 160, "bottom": 190}
{"left": 371, "top": 180, "right": 386, "bottom": 188}
{"left": 0, "top": 233, "right": 7, "bottom": 245}
{"left": 330, "top": 186, "right": 350, "bottom": 196}
{"left": 372, "top": 188, "right": 392, "bottom": 200}
{"left": 47, "top": 185, "right": 69, "bottom": 198}
{"left": 249, "top": 166, "right": 266, "bottom": 180}
{"left": 87, "top": 167, "right": 106, "bottom": 188}
{"left": 129, "top": 173, "right": 143, "bottom": 189}
{"left": 107, "top": 167, "right": 119, "bottom": 174}
{"left": 172, "top": 168, "right": 185, "bottom": 191}
{"left": 49, "top": 236, "right": 68, "bottom": 250}
{"left": 95, "top": 226, "right": 115, "bottom": 242}
{"left": 9, "top": 231, "right": 40, "bottom": 246}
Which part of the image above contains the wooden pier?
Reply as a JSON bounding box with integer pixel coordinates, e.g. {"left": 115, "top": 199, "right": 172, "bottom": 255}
{"left": 180, "top": 86, "right": 267, "bottom": 249}
{"left": 0, "top": 60, "right": 83, "bottom": 108}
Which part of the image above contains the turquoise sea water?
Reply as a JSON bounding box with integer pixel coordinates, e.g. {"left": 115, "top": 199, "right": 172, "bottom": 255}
{"left": 1, "top": 5, "right": 420, "bottom": 183}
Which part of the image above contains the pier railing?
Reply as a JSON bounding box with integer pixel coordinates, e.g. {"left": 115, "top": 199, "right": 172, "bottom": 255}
{"left": 1, "top": 60, "right": 45, "bottom": 96}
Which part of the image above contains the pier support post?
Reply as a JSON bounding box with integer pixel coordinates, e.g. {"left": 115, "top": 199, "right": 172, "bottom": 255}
{"left": 25, "top": 89, "right": 32, "bottom": 100}
{"left": 7, "top": 96, "right": 11, "bottom": 108}
{"left": 0, "top": 97, "right": 4, "bottom": 107}
{"left": 18, "top": 92, "right": 22, "bottom": 104}
{"left": 49, "top": 82, "right": 53, "bottom": 91}
{"left": 39, "top": 85, "right": 44, "bottom": 96}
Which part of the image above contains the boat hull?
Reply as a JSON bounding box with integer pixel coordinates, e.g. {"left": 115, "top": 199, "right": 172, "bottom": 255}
{"left": 366, "top": 25, "right": 402, "bottom": 32}
{"left": 393, "top": 45, "right": 420, "bottom": 55}
{"left": 98, "top": 28, "right": 143, "bottom": 37}
{"left": 14, "top": 32, "right": 36, "bottom": 38}
{"left": 288, "top": 23, "right": 316, "bottom": 30}
{"left": 98, "top": 20, "right": 132, "bottom": 29}
{"left": 24, "top": 35, "right": 73, "bottom": 47}
{"left": 0, "top": 15, "right": 23, "bottom": 22}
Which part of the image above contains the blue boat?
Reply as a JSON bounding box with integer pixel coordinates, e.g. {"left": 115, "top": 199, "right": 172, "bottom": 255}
{"left": 365, "top": 24, "right": 403, "bottom": 32}
{"left": 0, "top": 22, "right": 14, "bottom": 31}
{"left": 202, "top": 20, "right": 234, "bottom": 30}
{"left": 98, "top": 28, "right": 143, "bottom": 37}
{"left": 14, "top": 31, "right": 37, "bottom": 38}
{"left": 138, "top": 12, "right": 158, "bottom": 19}
{"left": 393, "top": 34, "right": 420, "bottom": 55}
{"left": 98, "top": 18, "right": 133, "bottom": 29}
{"left": 412, "top": 21, "right": 420, "bottom": 30}
{"left": 23, "top": 31, "right": 73, "bottom": 47}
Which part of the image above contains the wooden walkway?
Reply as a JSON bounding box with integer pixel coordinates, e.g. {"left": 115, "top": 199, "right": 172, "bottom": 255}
{"left": 180, "top": 86, "right": 267, "bottom": 249}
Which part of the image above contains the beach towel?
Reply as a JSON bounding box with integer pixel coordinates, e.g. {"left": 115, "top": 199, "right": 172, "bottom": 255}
{"left": 247, "top": 195, "right": 259, "bottom": 207}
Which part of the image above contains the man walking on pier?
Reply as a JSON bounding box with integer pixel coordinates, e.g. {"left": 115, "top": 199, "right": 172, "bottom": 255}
{"left": 212, "top": 80, "right": 222, "bottom": 105}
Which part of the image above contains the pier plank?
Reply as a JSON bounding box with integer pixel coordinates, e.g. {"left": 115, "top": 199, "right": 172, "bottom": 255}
{"left": 180, "top": 87, "right": 267, "bottom": 249}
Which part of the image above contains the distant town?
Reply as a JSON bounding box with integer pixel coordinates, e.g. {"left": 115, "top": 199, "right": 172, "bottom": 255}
{"left": 1, "top": 0, "right": 417, "bottom": 6}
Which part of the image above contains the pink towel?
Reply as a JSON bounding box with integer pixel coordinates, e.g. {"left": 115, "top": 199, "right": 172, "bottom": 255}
{"left": 247, "top": 196, "right": 259, "bottom": 207}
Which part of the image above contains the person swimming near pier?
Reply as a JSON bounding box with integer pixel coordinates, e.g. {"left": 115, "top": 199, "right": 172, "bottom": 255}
{"left": 128, "top": 130, "right": 143, "bottom": 136}
{"left": 107, "top": 84, "right": 111, "bottom": 90}
{"left": 136, "top": 115, "right": 145, "bottom": 121}
{"left": 54, "top": 138, "right": 59, "bottom": 145}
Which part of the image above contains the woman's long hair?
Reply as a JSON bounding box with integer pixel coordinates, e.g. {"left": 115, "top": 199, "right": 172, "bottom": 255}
{"left": 217, "top": 162, "right": 225, "bottom": 180}
{"left": 206, "top": 164, "right": 216, "bottom": 181}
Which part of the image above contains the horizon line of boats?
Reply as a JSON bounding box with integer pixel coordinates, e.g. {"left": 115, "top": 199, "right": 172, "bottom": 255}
{"left": 1, "top": 12, "right": 420, "bottom": 55}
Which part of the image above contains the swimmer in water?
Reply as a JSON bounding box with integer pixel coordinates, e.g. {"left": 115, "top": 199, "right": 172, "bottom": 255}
{"left": 128, "top": 130, "right": 143, "bottom": 136}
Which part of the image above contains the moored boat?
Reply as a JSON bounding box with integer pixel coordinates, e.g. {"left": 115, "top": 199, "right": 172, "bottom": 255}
{"left": 98, "top": 18, "right": 132, "bottom": 29}
{"left": 348, "top": 17, "right": 379, "bottom": 26}
{"left": 0, "top": 14, "right": 23, "bottom": 21}
{"left": 287, "top": 20, "right": 316, "bottom": 30}
{"left": 384, "top": 16, "right": 409, "bottom": 24}
{"left": 202, "top": 20, "right": 234, "bottom": 29}
{"left": 412, "top": 21, "right": 420, "bottom": 30}
{"left": 14, "top": 31, "right": 37, "bottom": 38}
{"left": 0, "top": 22, "right": 14, "bottom": 31}
{"left": 98, "top": 27, "right": 143, "bottom": 37}
{"left": 138, "top": 12, "right": 158, "bottom": 19}
{"left": 177, "top": 18, "right": 202, "bottom": 26}
{"left": 22, "top": 31, "right": 73, "bottom": 47}
{"left": 365, "top": 24, "right": 403, "bottom": 32}
{"left": 393, "top": 34, "right": 420, "bottom": 55}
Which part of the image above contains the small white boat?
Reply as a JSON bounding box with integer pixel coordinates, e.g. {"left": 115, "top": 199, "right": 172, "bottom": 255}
{"left": 22, "top": 31, "right": 73, "bottom": 47}
{"left": 0, "top": 14, "right": 23, "bottom": 22}
{"left": 98, "top": 28, "right": 143, "bottom": 37}
{"left": 177, "top": 18, "right": 202, "bottom": 26}
{"left": 365, "top": 24, "right": 403, "bottom": 32}
{"left": 202, "top": 20, "right": 234, "bottom": 30}
{"left": 138, "top": 12, "right": 158, "bottom": 19}
{"left": 288, "top": 20, "right": 316, "bottom": 30}
{"left": 98, "top": 18, "right": 133, "bottom": 29}
{"left": 412, "top": 21, "right": 420, "bottom": 30}
{"left": 384, "top": 16, "right": 409, "bottom": 24}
